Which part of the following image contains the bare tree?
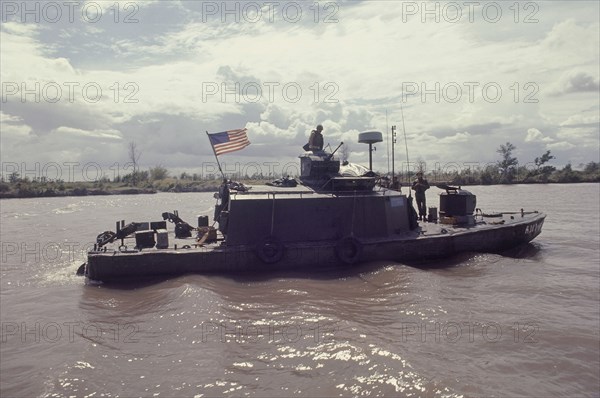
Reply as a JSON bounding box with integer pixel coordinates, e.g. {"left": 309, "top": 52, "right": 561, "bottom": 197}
{"left": 128, "top": 141, "right": 142, "bottom": 186}
{"left": 416, "top": 159, "right": 426, "bottom": 174}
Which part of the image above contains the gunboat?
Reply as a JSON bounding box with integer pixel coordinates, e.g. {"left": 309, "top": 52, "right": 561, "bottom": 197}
{"left": 80, "top": 132, "right": 546, "bottom": 282}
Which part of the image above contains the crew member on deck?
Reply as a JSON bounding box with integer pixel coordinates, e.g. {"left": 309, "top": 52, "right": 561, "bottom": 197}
{"left": 308, "top": 124, "right": 324, "bottom": 152}
{"left": 411, "top": 172, "right": 430, "bottom": 221}
{"left": 219, "top": 178, "right": 230, "bottom": 209}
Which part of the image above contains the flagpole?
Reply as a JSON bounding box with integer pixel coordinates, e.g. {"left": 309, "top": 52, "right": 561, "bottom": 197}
{"left": 206, "top": 131, "right": 226, "bottom": 180}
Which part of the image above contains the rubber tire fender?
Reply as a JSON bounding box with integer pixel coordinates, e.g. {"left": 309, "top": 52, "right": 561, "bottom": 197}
{"left": 76, "top": 263, "right": 86, "bottom": 276}
{"left": 256, "top": 236, "right": 285, "bottom": 264}
{"left": 335, "top": 236, "right": 363, "bottom": 265}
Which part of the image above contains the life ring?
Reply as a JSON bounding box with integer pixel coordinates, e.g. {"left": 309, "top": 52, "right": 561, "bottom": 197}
{"left": 256, "top": 236, "right": 284, "bottom": 264}
{"left": 335, "top": 236, "right": 362, "bottom": 264}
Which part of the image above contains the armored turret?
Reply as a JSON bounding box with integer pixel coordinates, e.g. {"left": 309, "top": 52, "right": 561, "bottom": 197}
{"left": 300, "top": 153, "right": 340, "bottom": 180}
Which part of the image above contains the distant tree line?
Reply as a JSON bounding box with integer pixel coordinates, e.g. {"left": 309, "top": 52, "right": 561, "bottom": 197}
{"left": 1, "top": 141, "right": 599, "bottom": 199}
{"left": 394, "top": 143, "right": 599, "bottom": 185}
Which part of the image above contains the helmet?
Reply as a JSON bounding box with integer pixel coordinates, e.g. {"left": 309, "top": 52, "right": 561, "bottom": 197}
{"left": 316, "top": 124, "right": 323, "bottom": 131}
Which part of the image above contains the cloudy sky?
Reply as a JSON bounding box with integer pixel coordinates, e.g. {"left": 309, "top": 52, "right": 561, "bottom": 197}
{"left": 1, "top": 0, "right": 598, "bottom": 181}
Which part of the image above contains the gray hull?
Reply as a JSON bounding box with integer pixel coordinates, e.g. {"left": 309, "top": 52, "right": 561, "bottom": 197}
{"left": 86, "top": 213, "right": 545, "bottom": 282}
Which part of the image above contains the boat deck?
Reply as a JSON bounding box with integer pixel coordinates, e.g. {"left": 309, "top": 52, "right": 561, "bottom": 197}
{"left": 85, "top": 211, "right": 545, "bottom": 281}
{"left": 92, "top": 211, "right": 544, "bottom": 253}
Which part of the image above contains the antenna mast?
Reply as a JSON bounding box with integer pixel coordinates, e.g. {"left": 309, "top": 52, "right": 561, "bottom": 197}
{"left": 400, "top": 105, "right": 411, "bottom": 197}
{"left": 391, "top": 125, "right": 397, "bottom": 184}
{"left": 386, "top": 109, "right": 390, "bottom": 176}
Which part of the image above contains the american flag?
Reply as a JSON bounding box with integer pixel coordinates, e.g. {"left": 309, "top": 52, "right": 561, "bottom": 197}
{"left": 207, "top": 128, "right": 250, "bottom": 156}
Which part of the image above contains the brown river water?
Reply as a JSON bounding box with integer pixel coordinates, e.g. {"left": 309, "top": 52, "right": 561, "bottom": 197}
{"left": 1, "top": 183, "right": 598, "bottom": 397}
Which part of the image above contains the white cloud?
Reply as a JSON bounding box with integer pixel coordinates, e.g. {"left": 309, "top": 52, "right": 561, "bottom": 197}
{"left": 560, "top": 113, "right": 600, "bottom": 127}
{"left": 525, "top": 128, "right": 553, "bottom": 143}
{"left": 540, "top": 19, "right": 600, "bottom": 65}
{"left": 0, "top": 122, "right": 31, "bottom": 137}
{"left": 0, "top": 1, "right": 598, "bottom": 174}
{"left": 547, "top": 141, "right": 576, "bottom": 151}
{"left": 0, "top": 111, "right": 22, "bottom": 123}
{"left": 438, "top": 132, "right": 472, "bottom": 144}
{"left": 83, "top": 0, "right": 160, "bottom": 12}
{"left": 0, "top": 21, "right": 39, "bottom": 36}
{"left": 0, "top": 111, "right": 31, "bottom": 139}
{"left": 52, "top": 126, "right": 123, "bottom": 140}
{"left": 550, "top": 71, "right": 600, "bottom": 96}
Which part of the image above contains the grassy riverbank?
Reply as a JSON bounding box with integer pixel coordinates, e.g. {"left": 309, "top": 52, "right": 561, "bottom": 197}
{"left": 1, "top": 163, "right": 598, "bottom": 199}
{"left": 0, "top": 178, "right": 269, "bottom": 199}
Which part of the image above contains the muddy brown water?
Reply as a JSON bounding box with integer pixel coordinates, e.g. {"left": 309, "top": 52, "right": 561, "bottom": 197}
{"left": 1, "top": 184, "right": 598, "bottom": 397}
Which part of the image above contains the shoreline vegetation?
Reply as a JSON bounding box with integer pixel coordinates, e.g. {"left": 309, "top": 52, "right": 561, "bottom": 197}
{"left": 1, "top": 161, "right": 598, "bottom": 200}
{"left": 3, "top": 143, "right": 597, "bottom": 199}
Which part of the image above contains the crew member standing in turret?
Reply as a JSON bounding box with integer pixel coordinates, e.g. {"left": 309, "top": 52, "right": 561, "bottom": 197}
{"left": 412, "top": 172, "right": 430, "bottom": 221}
{"left": 308, "top": 124, "right": 324, "bottom": 153}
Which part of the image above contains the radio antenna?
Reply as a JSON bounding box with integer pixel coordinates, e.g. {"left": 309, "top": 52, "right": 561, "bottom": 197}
{"left": 386, "top": 109, "right": 390, "bottom": 175}
{"left": 400, "top": 105, "right": 411, "bottom": 198}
